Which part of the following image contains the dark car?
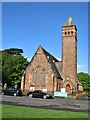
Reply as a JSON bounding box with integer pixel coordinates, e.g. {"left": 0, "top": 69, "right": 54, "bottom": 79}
{"left": 2, "top": 87, "right": 22, "bottom": 96}
{"left": 27, "top": 90, "right": 53, "bottom": 99}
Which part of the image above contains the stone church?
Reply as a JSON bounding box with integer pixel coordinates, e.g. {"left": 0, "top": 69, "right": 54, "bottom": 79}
{"left": 21, "top": 17, "right": 83, "bottom": 94}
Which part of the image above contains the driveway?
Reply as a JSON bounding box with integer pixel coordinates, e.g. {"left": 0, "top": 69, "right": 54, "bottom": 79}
{"left": 1, "top": 95, "right": 89, "bottom": 112}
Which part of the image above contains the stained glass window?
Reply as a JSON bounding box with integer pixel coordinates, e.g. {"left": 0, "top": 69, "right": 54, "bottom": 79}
{"left": 32, "top": 70, "right": 34, "bottom": 83}
{"left": 37, "top": 67, "right": 40, "bottom": 84}
{"left": 42, "top": 70, "right": 46, "bottom": 84}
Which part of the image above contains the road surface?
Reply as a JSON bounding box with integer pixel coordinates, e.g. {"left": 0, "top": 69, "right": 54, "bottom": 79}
{"left": 1, "top": 95, "right": 89, "bottom": 112}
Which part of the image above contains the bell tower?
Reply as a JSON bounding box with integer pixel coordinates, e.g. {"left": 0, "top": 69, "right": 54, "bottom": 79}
{"left": 62, "top": 17, "right": 78, "bottom": 94}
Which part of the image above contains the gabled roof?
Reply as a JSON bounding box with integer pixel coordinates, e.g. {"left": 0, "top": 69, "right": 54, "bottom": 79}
{"left": 41, "top": 46, "right": 59, "bottom": 62}
{"left": 63, "top": 16, "right": 74, "bottom": 26}
{"left": 28, "top": 45, "right": 62, "bottom": 80}
{"left": 38, "top": 46, "right": 62, "bottom": 80}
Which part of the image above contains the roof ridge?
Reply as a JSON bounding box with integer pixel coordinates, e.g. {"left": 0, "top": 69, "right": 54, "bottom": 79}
{"left": 41, "top": 46, "right": 59, "bottom": 62}
{"left": 40, "top": 46, "right": 62, "bottom": 79}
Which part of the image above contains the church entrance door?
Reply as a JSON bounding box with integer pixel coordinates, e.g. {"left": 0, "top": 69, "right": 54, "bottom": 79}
{"left": 66, "top": 84, "right": 71, "bottom": 94}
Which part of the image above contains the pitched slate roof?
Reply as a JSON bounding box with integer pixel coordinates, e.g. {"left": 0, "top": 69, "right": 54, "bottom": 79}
{"left": 27, "top": 45, "right": 62, "bottom": 80}
{"left": 41, "top": 46, "right": 63, "bottom": 80}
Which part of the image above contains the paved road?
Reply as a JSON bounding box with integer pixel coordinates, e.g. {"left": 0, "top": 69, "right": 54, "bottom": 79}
{"left": 1, "top": 95, "right": 89, "bottom": 112}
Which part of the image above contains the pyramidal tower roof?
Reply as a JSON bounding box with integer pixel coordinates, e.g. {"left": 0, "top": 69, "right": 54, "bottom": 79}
{"left": 63, "top": 16, "right": 74, "bottom": 26}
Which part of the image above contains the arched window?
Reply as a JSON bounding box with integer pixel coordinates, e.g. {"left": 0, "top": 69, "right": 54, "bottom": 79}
{"left": 68, "top": 31, "right": 70, "bottom": 35}
{"left": 71, "top": 31, "right": 73, "bottom": 35}
{"left": 37, "top": 67, "right": 40, "bottom": 85}
{"left": 65, "top": 32, "right": 67, "bottom": 35}
{"left": 32, "top": 70, "right": 35, "bottom": 83}
{"left": 42, "top": 70, "right": 46, "bottom": 84}
{"left": 30, "top": 85, "right": 35, "bottom": 91}
{"left": 77, "top": 84, "right": 79, "bottom": 90}
{"left": 23, "top": 73, "right": 26, "bottom": 86}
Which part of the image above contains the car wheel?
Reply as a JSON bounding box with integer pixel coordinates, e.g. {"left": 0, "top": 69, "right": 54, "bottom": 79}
{"left": 29, "top": 94, "right": 32, "bottom": 98}
{"left": 43, "top": 95, "right": 47, "bottom": 99}
{"left": 14, "top": 93, "right": 17, "bottom": 96}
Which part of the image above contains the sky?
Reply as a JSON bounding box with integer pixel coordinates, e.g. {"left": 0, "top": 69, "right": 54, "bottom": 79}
{"left": 2, "top": 2, "right": 88, "bottom": 73}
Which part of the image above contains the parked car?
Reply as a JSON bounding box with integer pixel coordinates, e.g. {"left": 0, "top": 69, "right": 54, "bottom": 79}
{"left": 2, "top": 87, "right": 22, "bottom": 96}
{"left": 27, "top": 90, "right": 53, "bottom": 99}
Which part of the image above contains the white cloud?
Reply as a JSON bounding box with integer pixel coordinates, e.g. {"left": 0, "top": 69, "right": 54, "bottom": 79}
{"left": 27, "top": 57, "right": 31, "bottom": 62}
{"left": 77, "top": 64, "right": 87, "bottom": 73}
{"left": 77, "top": 64, "right": 86, "bottom": 69}
{"left": 24, "top": 56, "right": 32, "bottom": 62}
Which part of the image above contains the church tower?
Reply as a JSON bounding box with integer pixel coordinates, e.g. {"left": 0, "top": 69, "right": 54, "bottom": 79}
{"left": 62, "top": 17, "right": 78, "bottom": 94}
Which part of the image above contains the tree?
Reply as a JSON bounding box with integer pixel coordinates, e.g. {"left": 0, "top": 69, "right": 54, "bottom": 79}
{"left": 2, "top": 49, "right": 29, "bottom": 88}
{"left": 3, "top": 48, "right": 23, "bottom": 55}
{"left": 77, "top": 72, "right": 90, "bottom": 91}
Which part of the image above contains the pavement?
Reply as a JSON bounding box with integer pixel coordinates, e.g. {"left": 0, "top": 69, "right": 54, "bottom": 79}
{"left": 1, "top": 94, "right": 89, "bottom": 112}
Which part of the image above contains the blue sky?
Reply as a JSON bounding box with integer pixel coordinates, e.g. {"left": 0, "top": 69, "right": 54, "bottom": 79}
{"left": 2, "top": 2, "right": 88, "bottom": 73}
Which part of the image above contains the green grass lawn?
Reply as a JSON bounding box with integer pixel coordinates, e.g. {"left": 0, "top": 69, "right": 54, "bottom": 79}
{"left": 2, "top": 104, "right": 89, "bottom": 118}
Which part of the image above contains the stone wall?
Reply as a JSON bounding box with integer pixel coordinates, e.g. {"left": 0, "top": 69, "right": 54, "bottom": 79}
{"left": 21, "top": 46, "right": 61, "bottom": 93}
{"left": 62, "top": 25, "right": 77, "bottom": 93}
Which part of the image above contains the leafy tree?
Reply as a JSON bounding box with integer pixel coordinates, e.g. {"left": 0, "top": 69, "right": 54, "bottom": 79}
{"left": 77, "top": 72, "right": 90, "bottom": 91}
{"left": 2, "top": 49, "right": 28, "bottom": 88}
{"left": 3, "top": 48, "right": 23, "bottom": 55}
